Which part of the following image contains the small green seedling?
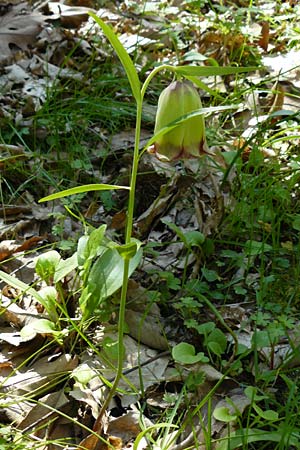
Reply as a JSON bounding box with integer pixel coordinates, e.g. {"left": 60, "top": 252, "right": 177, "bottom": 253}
{"left": 172, "top": 342, "right": 209, "bottom": 364}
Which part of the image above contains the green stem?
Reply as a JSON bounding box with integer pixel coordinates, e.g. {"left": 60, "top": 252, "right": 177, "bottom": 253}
{"left": 141, "top": 64, "right": 174, "bottom": 100}
{"left": 94, "top": 100, "right": 143, "bottom": 429}
{"left": 94, "top": 63, "right": 176, "bottom": 433}
{"left": 200, "top": 294, "right": 238, "bottom": 365}
{"left": 107, "top": 99, "right": 144, "bottom": 394}
{"left": 125, "top": 102, "right": 143, "bottom": 243}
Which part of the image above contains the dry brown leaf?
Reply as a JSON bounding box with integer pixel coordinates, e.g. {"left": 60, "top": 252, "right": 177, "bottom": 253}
{"left": 126, "top": 279, "right": 161, "bottom": 315}
{"left": 110, "top": 210, "right": 127, "bottom": 231}
{"left": 257, "top": 21, "right": 269, "bottom": 51}
{"left": 0, "top": 3, "right": 45, "bottom": 63}
{"left": 1, "top": 353, "right": 78, "bottom": 396}
{"left": 0, "top": 240, "right": 20, "bottom": 262}
{"left": 0, "top": 204, "right": 30, "bottom": 218}
{"left": 0, "top": 144, "right": 26, "bottom": 169}
{"left": 18, "top": 390, "right": 69, "bottom": 430}
{"left": 47, "top": 2, "right": 95, "bottom": 29}
{"left": 125, "top": 309, "right": 169, "bottom": 350}
{"left": 0, "top": 236, "right": 45, "bottom": 262}
{"left": 79, "top": 433, "right": 122, "bottom": 450}
{"left": 0, "top": 299, "right": 44, "bottom": 336}
{"left": 97, "top": 129, "right": 152, "bottom": 154}
{"left": 107, "top": 410, "right": 153, "bottom": 447}
{"left": 0, "top": 395, "right": 33, "bottom": 424}
{"left": 0, "top": 328, "right": 24, "bottom": 346}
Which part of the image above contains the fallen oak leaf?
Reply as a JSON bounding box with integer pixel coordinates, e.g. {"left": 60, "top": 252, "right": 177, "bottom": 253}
{"left": 0, "top": 235, "right": 46, "bottom": 262}
{"left": 0, "top": 3, "right": 45, "bottom": 63}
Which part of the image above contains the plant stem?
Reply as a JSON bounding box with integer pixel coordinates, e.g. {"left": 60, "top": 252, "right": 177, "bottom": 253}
{"left": 200, "top": 294, "right": 238, "bottom": 365}
{"left": 125, "top": 103, "right": 143, "bottom": 243}
{"left": 141, "top": 64, "right": 173, "bottom": 99}
{"left": 93, "top": 100, "right": 143, "bottom": 432}
{"left": 93, "top": 63, "right": 174, "bottom": 436}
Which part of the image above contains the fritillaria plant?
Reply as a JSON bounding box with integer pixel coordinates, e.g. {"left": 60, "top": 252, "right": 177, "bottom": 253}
{"left": 38, "top": 12, "right": 255, "bottom": 436}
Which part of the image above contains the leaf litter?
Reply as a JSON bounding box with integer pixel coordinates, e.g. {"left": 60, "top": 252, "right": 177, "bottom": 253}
{"left": 1, "top": 0, "right": 300, "bottom": 448}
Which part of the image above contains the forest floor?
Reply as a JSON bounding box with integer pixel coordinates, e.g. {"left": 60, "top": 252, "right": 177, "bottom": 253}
{"left": 1, "top": 1, "right": 300, "bottom": 449}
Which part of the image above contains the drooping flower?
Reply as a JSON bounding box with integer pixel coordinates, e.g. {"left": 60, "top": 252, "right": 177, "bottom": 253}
{"left": 152, "top": 79, "right": 209, "bottom": 162}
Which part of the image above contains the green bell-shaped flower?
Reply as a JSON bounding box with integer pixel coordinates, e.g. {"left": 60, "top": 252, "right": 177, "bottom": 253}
{"left": 152, "top": 79, "right": 209, "bottom": 162}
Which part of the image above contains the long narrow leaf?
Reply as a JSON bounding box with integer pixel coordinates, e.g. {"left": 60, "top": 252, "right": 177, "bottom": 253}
{"left": 186, "top": 76, "right": 225, "bottom": 99}
{"left": 0, "top": 270, "right": 46, "bottom": 307}
{"left": 39, "top": 184, "right": 130, "bottom": 203}
{"left": 174, "top": 65, "right": 258, "bottom": 77}
{"left": 216, "top": 428, "right": 300, "bottom": 450}
{"left": 89, "top": 12, "right": 141, "bottom": 104}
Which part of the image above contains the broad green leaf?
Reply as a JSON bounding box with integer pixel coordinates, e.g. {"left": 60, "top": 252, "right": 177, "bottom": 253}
{"left": 184, "top": 231, "right": 205, "bottom": 248}
{"left": 89, "top": 12, "right": 141, "bottom": 104}
{"left": 252, "top": 403, "right": 279, "bottom": 421}
{"left": 89, "top": 247, "right": 142, "bottom": 298}
{"left": 115, "top": 241, "right": 138, "bottom": 260}
{"left": 172, "top": 342, "right": 209, "bottom": 364}
{"left": 252, "top": 330, "right": 271, "bottom": 349}
{"left": 270, "top": 109, "right": 296, "bottom": 117}
{"left": 39, "top": 184, "right": 130, "bottom": 202}
{"left": 20, "top": 318, "right": 58, "bottom": 340}
{"left": 35, "top": 250, "right": 61, "bottom": 283}
{"left": 208, "top": 328, "right": 227, "bottom": 355}
{"left": 77, "top": 235, "right": 89, "bottom": 267}
{"left": 292, "top": 214, "right": 300, "bottom": 231}
{"left": 80, "top": 246, "right": 142, "bottom": 319}
{"left": 158, "top": 271, "right": 181, "bottom": 291}
{"left": 21, "top": 318, "right": 67, "bottom": 345}
{"left": 207, "top": 327, "right": 227, "bottom": 356}
{"left": 102, "top": 336, "right": 120, "bottom": 361}
{"left": 54, "top": 253, "right": 78, "bottom": 284}
{"left": 234, "top": 285, "right": 247, "bottom": 295}
{"left": 161, "top": 219, "right": 187, "bottom": 246}
{"left": 72, "top": 364, "right": 96, "bottom": 386}
{"left": 38, "top": 286, "right": 59, "bottom": 322}
{"left": 201, "top": 267, "right": 220, "bottom": 282}
{"left": 174, "top": 65, "right": 259, "bottom": 77}
{"left": 208, "top": 341, "right": 222, "bottom": 356}
{"left": 80, "top": 225, "right": 107, "bottom": 264}
{"left": 244, "top": 386, "right": 267, "bottom": 402}
{"left": 213, "top": 406, "right": 237, "bottom": 423}
{"left": 244, "top": 240, "right": 273, "bottom": 256}
{"left": 196, "top": 322, "right": 215, "bottom": 335}
{"left": 76, "top": 230, "right": 108, "bottom": 272}
{"left": 161, "top": 221, "right": 204, "bottom": 251}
